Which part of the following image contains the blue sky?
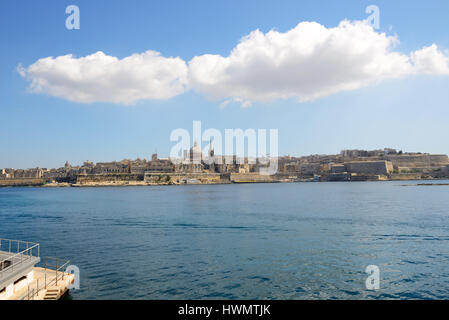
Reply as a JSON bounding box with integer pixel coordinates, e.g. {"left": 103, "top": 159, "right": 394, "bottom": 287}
{"left": 1, "top": 0, "right": 449, "bottom": 168}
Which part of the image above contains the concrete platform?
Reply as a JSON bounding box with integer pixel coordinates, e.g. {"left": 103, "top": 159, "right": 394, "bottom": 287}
{"left": 8, "top": 267, "right": 75, "bottom": 300}
{"left": 1, "top": 239, "right": 73, "bottom": 300}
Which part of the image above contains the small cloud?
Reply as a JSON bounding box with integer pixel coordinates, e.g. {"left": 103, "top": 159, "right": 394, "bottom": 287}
{"left": 219, "top": 98, "right": 252, "bottom": 109}
{"left": 410, "top": 44, "right": 449, "bottom": 75}
{"left": 219, "top": 99, "right": 232, "bottom": 109}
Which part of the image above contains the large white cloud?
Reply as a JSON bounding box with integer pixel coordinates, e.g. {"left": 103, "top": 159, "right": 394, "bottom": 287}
{"left": 19, "top": 20, "right": 449, "bottom": 106}
{"left": 19, "top": 50, "right": 188, "bottom": 104}
{"left": 189, "top": 20, "right": 449, "bottom": 105}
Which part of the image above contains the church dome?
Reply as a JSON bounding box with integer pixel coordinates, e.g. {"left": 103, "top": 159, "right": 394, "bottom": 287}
{"left": 189, "top": 141, "right": 203, "bottom": 161}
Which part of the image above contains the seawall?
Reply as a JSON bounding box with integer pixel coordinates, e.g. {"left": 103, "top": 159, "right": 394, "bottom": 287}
{"left": 0, "top": 178, "right": 45, "bottom": 187}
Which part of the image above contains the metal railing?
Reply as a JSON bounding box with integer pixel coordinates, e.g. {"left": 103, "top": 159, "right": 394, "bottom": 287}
{"left": 20, "top": 257, "right": 71, "bottom": 300}
{"left": 43, "top": 256, "right": 71, "bottom": 287}
{"left": 0, "top": 238, "right": 40, "bottom": 279}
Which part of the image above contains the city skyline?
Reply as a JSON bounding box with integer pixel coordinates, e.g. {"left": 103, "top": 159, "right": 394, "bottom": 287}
{"left": 2, "top": 1, "right": 449, "bottom": 168}
{"left": 3, "top": 144, "right": 448, "bottom": 186}
{"left": 1, "top": 146, "right": 445, "bottom": 170}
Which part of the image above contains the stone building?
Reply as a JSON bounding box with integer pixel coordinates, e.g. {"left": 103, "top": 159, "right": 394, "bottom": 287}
{"left": 331, "top": 164, "right": 347, "bottom": 174}
{"left": 78, "top": 161, "right": 94, "bottom": 175}
{"left": 93, "top": 162, "right": 129, "bottom": 174}
{"left": 341, "top": 149, "right": 369, "bottom": 158}
{"left": 299, "top": 163, "right": 322, "bottom": 176}
{"left": 439, "top": 164, "right": 449, "bottom": 175}
{"left": 147, "top": 154, "right": 174, "bottom": 173}
{"left": 175, "top": 162, "right": 204, "bottom": 173}
{"left": 0, "top": 169, "right": 13, "bottom": 179}
{"left": 129, "top": 159, "right": 148, "bottom": 174}
{"left": 8, "top": 168, "right": 44, "bottom": 179}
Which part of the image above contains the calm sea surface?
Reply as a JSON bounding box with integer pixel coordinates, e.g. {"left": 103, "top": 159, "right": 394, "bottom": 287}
{"left": 1, "top": 181, "right": 449, "bottom": 299}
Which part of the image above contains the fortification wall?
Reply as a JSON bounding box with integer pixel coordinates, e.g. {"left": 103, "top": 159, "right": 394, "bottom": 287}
{"left": 76, "top": 174, "right": 144, "bottom": 183}
{"left": 389, "top": 173, "right": 422, "bottom": 180}
{"left": 0, "top": 178, "right": 45, "bottom": 187}
{"left": 386, "top": 155, "right": 449, "bottom": 168}
{"left": 144, "top": 173, "right": 230, "bottom": 184}
{"left": 345, "top": 161, "right": 393, "bottom": 175}
{"left": 230, "top": 173, "right": 274, "bottom": 183}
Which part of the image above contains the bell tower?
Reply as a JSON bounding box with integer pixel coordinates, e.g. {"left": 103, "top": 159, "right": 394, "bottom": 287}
{"left": 209, "top": 137, "right": 214, "bottom": 157}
